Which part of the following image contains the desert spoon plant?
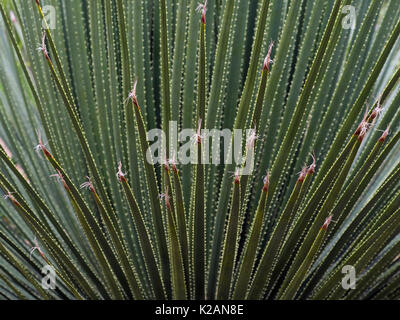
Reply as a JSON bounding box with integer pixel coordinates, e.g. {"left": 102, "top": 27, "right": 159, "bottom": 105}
{"left": 0, "top": 0, "right": 400, "bottom": 300}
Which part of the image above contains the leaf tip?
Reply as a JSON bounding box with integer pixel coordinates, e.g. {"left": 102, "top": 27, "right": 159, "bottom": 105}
{"left": 378, "top": 127, "right": 390, "bottom": 143}
{"left": 307, "top": 153, "right": 316, "bottom": 175}
{"left": 80, "top": 176, "right": 95, "bottom": 193}
{"left": 160, "top": 186, "right": 171, "bottom": 209}
{"left": 9, "top": 11, "right": 16, "bottom": 23}
{"left": 196, "top": 0, "right": 207, "bottom": 23}
{"left": 298, "top": 166, "right": 307, "bottom": 182}
{"left": 322, "top": 215, "right": 333, "bottom": 230}
{"left": 263, "top": 171, "right": 270, "bottom": 192}
{"left": 116, "top": 162, "right": 127, "bottom": 182}
{"left": 263, "top": 40, "right": 274, "bottom": 72}
{"left": 234, "top": 168, "right": 240, "bottom": 185}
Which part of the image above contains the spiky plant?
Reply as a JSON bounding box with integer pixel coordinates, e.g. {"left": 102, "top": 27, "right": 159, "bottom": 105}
{"left": 0, "top": 0, "right": 399, "bottom": 300}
